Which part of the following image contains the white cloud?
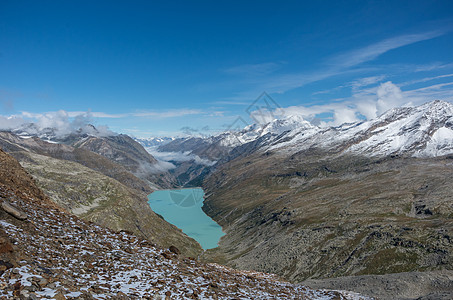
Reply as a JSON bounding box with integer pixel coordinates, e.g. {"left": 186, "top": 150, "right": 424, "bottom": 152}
{"left": 136, "top": 160, "right": 176, "bottom": 174}
{"left": 132, "top": 109, "right": 203, "bottom": 118}
{"left": 333, "top": 107, "right": 359, "bottom": 125}
{"left": 145, "top": 146, "right": 216, "bottom": 166}
{"left": 351, "top": 75, "right": 386, "bottom": 89}
{"left": 356, "top": 100, "right": 378, "bottom": 119}
{"left": 0, "top": 115, "right": 27, "bottom": 130}
{"left": 221, "top": 30, "right": 448, "bottom": 96}
{"left": 252, "top": 79, "right": 453, "bottom": 128}
{"left": 83, "top": 109, "right": 204, "bottom": 119}
{"left": 376, "top": 81, "right": 405, "bottom": 115}
{"left": 400, "top": 73, "right": 453, "bottom": 87}
{"left": 0, "top": 110, "right": 116, "bottom": 138}
{"left": 329, "top": 31, "right": 446, "bottom": 68}
{"left": 414, "top": 62, "right": 453, "bottom": 72}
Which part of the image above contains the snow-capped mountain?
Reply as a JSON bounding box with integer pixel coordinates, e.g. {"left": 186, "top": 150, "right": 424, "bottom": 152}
{"left": 347, "top": 100, "right": 453, "bottom": 157}
{"left": 134, "top": 137, "right": 175, "bottom": 147}
{"left": 159, "top": 100, "right": 453, "bottom": 170}
{"left": 216, "top": 114, "right": 316, "bottom": 148}
{"left": 11, "top": 123, "right": 115, "bottom": 141}
{"left": 266, "top": 100, "right": 453, "bottom": 158}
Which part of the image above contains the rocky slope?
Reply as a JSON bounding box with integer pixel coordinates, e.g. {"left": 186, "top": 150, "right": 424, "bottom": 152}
{"left": 202, "top": 155, "right": 453, "bottom": 280}
{"left": 0, "top": 149, "right": 367, "bottom": 299}
{"left": 0, "top": 132, "right": 202, "bottom": 257}
{"left": 303, "top": 270, "right": 453, "bottom": 300}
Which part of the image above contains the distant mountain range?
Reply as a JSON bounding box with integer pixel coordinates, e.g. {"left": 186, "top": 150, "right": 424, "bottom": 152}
{"left": 154, "top": 100, "right": 453, "bottom": 160}
{"left": 144, "top": 100, "right": 453, "bottom": 187}
{"left": 134, "top": 136, "right": 175, "bottom": 147}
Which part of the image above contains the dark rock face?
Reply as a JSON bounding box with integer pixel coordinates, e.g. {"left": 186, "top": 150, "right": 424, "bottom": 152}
{"left": 169, "top": 245, "right": 181, "bottom": 255}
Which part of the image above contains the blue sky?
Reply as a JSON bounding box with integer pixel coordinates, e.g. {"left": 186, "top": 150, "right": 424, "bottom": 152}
{"left": 1, "top": 1, "right": 453, "bottom": 137}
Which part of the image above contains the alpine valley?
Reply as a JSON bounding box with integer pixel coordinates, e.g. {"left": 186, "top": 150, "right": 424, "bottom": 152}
{"left": 1, "top": 100, "right": 453, "bottom": 299}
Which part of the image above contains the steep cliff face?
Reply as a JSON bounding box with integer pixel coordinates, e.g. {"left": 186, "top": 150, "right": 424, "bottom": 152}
{"left": 0, "top": 148, "right": 59, "bottom": 269}
{"left": 0, "top": 133, "right": 202, "bottom": 257}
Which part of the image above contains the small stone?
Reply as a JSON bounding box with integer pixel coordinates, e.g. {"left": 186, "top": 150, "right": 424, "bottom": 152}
{"left": 20, "top": 289, "right": 29, "bottom": 298}
{"left": 28, "top": 293, "right": 39, "bottom": 300}
{"left": 1, "top": 201, "right": 27, "bottom": 220}
{"left": 53, "top": 292, "right": 67, "bottom": 300}
{"left": 210, "top": 282, "right": 218, "bottom": 289}
{"left": 0, "top": 238, "right": 14, "bottom": 255}
{"left": 24, "top": 284, "right": 37, "bottom": 292}
{"left": 169, "top": 246, "right": 180, "bottom": 255}
{"left": 116, "top": 291, "right": 127, "bottom": 298}
{"left": 47, "top": 282, "right": 58, "bottom": 289}
{"left": 38, "top": 278, "right": 48, "bottom": 287}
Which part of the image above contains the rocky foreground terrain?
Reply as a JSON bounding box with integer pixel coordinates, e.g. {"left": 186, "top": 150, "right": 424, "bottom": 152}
{"left": 0, "top": 148, "right": 367, "bottom": 299}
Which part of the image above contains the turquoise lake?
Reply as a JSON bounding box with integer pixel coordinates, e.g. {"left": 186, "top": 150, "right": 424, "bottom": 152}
{"left": 147, "top": 188, "right": 225, "bottom": 250}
